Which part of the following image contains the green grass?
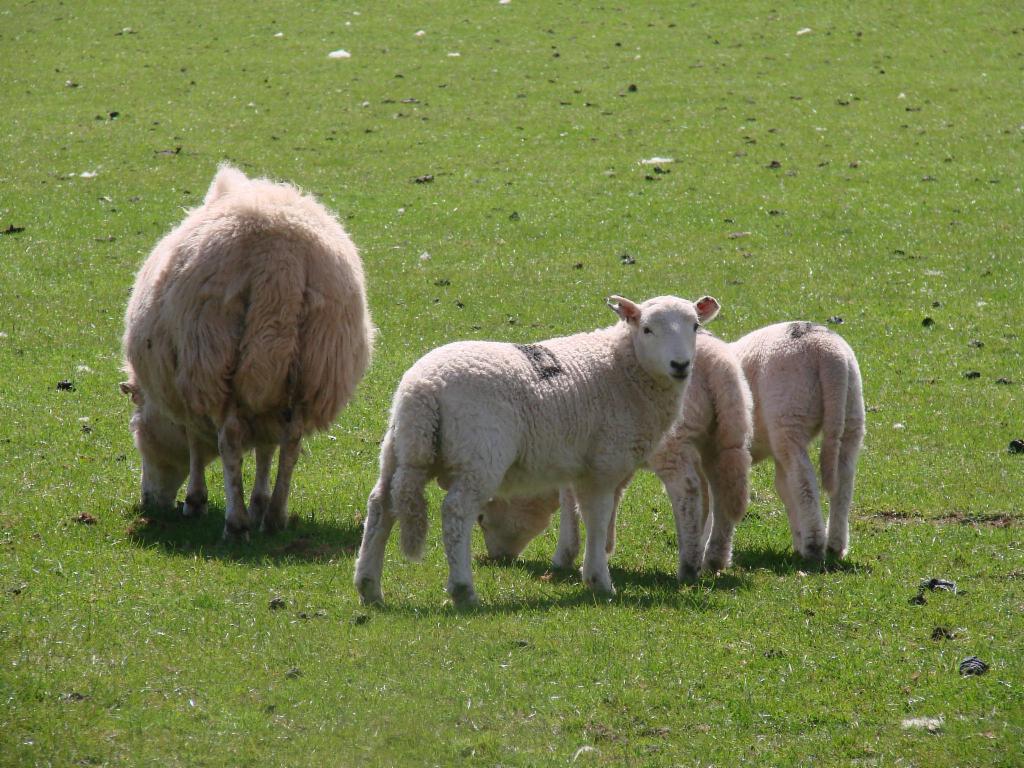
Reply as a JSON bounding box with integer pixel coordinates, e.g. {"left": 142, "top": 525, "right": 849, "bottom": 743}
{"left": 1, "top": 1, "right": 1022, "bottom": 765}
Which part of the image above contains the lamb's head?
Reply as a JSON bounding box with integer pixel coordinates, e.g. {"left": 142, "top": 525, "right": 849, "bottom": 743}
{"left": 608, "top": 294, "right": 721, "bottom": 385}
{"left": 478, "top": 494, "right": 558, "bottom": 560}
{"left": 120, "top": 382, "right": 189, "bottom": 512}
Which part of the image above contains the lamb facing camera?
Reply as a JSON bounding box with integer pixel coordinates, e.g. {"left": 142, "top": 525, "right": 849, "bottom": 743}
{"left": 354, "top": 294, "right": 720, "bottom": 606}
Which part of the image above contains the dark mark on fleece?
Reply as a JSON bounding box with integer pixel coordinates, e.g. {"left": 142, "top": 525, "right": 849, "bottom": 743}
{"left": 515, "top": 344, "right": 563, "bottom": 380}
{"left": 788, "top": 321, "right": 828, "bottom": 340}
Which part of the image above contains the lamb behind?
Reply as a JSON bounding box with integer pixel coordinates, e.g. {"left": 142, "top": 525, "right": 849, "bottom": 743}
{"left": 121, "top": 165, "right": 373, "bottom": 540}
{"left": 354, "top": 294, "right": 720, "bottom": 606}
{"left": 734, "top": 321, "right": 864, "bottom": 561}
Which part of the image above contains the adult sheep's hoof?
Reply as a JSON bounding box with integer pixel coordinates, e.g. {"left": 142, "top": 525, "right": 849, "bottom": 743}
{"left": 248, "top": 493, "right": 270, "bottom": 529}
{"left": 826, "top": 544, "right": 848, "bottom": 560}
{"left": 799, "top": 543, "right": 826, "bottom": 566}
{"left": 356, "top": 577, "right": 384, "bottom": 606}
{"left": 677, "top": 563, "right": 700, "bottom": 583}
{"left": 260, "top": 508, "right": 287, "bottom": 536}
{"left": 222, "top": 520, "right": 250, "bottom": 543}
{"left": 448, "top": 583, "right": 480, "bottom": 609}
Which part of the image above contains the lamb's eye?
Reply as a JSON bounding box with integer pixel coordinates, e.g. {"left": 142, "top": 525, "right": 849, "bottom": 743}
{"left": 693, "top": 322, "right": 699, "bottom": 331}
{"left": 643, "top": 327, "right": 652, "bottom": 335}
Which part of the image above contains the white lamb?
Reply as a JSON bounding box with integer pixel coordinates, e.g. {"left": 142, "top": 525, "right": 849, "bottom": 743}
{"left": 733, "top": 321, "right": 864, "bottom": 561}
{"left": 353, "top": 294, "right": 721, "bottom": 606}
{"left": 482, "top": 320, "right": 864, "bottom": 572}
{"left": 121, "top": 165, "right": 373, "bottom": 540}
{"left": 479, "top": 330, "right": 754, "bottom": 580}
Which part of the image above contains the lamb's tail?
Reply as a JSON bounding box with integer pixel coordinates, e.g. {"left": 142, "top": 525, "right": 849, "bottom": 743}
{"left": 388, "top": 386, "right": 440, "bottom": 561}
{"left": 818, "top": 352, "right": 853, "bottom": 496}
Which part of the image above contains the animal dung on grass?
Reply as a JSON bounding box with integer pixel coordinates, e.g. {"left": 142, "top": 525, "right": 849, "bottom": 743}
{"left": 959, "top": 656, "right": 989, "bottom": 676}
{"left": 121, "top": 165, "right": 373, "bottom": 541}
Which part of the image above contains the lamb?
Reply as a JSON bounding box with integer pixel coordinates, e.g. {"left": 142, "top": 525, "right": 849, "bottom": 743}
{"left": 120, "top": 165, "right": 373, "bottom": 540}
{"left": 479, "top": 331, "right": 754, "bottom": 581}
{"left": 732, "top": 321, "right": 864, "bottom": 561}
{"left": 481, "top": 320, "right": 864, "bottom": 573}
{"left": 353, "top": 294, "right": 721, "bottom": 606}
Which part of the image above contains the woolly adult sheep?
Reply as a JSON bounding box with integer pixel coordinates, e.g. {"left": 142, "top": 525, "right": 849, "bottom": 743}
{"left": 733, "top": 321, "right": 864, "bottom": 561}
{"left": 354, "top": 294, "right": 721, "bottom": 606}
{"left": 479, "top": 330, "right": 754, "bottom": 580}
{"left": 121, "top": 165, "right": 373, "bottom": 540}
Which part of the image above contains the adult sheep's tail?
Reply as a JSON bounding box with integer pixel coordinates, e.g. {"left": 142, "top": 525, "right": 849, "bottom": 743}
{"left": 387, "top": 386, "right": 440, "bottom": 561}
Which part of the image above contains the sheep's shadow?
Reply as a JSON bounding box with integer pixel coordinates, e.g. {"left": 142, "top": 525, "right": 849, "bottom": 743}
{"left": 731, "top": 545, "right": 870, "bottom": 576}
{"left": 124, "top": 501, "right": 363, "bottom": 564}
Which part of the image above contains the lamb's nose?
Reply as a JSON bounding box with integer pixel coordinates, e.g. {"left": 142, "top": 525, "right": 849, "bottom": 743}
{"left": 670, "top": 359, "right": 690, "bottom": 377}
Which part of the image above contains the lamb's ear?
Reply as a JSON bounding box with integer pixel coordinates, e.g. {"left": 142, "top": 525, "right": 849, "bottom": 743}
{"left": 119, "top": 381, "right": 143, "bottom": 405}
{"left": 695, "top": 296, "right": 721, "bottom": 325}
{"left": 204, "top": 164, "right": 248, "bottom": 205}
{"left": 607, "top": 295, "right": 642, "bottom": 324}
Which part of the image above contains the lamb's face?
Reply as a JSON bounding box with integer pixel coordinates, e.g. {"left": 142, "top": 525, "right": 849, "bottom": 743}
{"left": 611, "top": 295, "right": 721, "bottom": 386}
{"left": 126, "top": 397, "right": 189, "bottom": 512}
{"left": 478, "top": 495, "right": 558, "bottom": 560}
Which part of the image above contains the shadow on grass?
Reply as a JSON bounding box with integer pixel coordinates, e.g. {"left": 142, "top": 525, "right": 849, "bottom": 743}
{"left": 123, "top": 502, "right": 363, "bottom": 564}
{"left": 732, "top": 545, "right": 870, "bottom": 576}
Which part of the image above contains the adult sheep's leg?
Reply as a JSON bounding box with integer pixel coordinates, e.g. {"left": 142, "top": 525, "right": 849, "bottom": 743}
{"left": 826, "top": 425, "right": 864, "bottom": 559}
{"left": 552, "top": 487, "right": 581, "bottom": 570}
{"left": 701, "top": 446, "right": 751, "bottom": 574}
{"left": 219, "top": 408, "right": 251, "bottom": 541}
{"left": 440, "top": 480, "right": 491, "bottom": 607}
{"left": 771, "top": 439, "right": 826, "bottom": 563}
{"left": 574, "top": 484, "right": 617, "bottom": 596}
{"left": 182, "top": 430, "right": 208, "bottom": 518}
{"left": 248, "top": 445, "right": 274, "bottom": 529}
{"left": 651, "top": 445, "right": 706, "bottom": 581}
{"left": 263, "top": 410, "right": 304, "bottom": 535}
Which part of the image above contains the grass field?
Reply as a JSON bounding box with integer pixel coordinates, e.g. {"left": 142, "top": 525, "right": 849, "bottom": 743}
{"left": 1, "top": 1, "right": 1022, "bottom": 765}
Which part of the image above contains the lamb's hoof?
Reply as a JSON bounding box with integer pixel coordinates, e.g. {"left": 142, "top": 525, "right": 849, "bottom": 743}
{"left": 448, "top": 583, "right": 480, "bottom": 609}
{"left": 799, "top": 543, "right": 826, "bottom": 567}
{"left": 222, "top": 520, "right": 250, "bottom": 543}
{"left": 826, "top": 544, "right": 848, "bottom": 560}
{"left": 182, "top": 495, "right": 207, "bottom": 518}
{"left": 260, "top": 512, "right": 287, "bottom": 536}
{"left": 582, "top": 572, "right": 616, "bottom": 598}
{"left": 551, "top": 550, "right": 577, "bottom": 571}
{"left": 701, "top": 556, "right": 730, "bottom": 576}
{"left": 356, "top": 577, "right": 384, "bottom": 606}
{"left": 248, "top": 496, "right": 269, "bottom": 528}
{"left": 677, "top": 563, "right": 700, "bottom": 583}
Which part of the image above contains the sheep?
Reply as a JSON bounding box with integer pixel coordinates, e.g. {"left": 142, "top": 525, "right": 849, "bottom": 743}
{"left": 732, "top": 321, "right": 864, "bottom": 561}
{"left": 479, "top": 330, "right": 754, "bottom": 581}
{"left": 481, "top": 320, "right": 864, "bottom": 573}
{"left": 353, "top": 294, "right": 721, "bottom": 606}
{"left": 120, "top": 165, "right": 373, "bottom": 540}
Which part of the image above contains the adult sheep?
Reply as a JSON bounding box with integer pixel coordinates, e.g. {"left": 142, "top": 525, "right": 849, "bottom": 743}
{"left": 121, "top": 165, "right": 373, "bottom": 540}
{"left": 354, "top": 294, "right": 721, "bottom": 606}
{"left": 479, "top": 330, "right": 754, "bottom": 580}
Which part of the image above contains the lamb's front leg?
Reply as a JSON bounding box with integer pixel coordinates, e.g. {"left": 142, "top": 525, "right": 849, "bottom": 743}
{"left": 574, "top": 485, "right": 616, "bottom": 596}
{"left": 182, "top": 429, "right": 208, "bottom": 518}
{"left": 552, "top": 487, "right": 581, "bottom": 570}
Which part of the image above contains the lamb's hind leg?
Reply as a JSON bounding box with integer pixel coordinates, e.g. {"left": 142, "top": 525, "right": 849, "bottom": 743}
{"left": 772, "top": 438, "right": 826, "bottom": 563}
{"left": 701, "top": 446, "right": 751, "bottom": 574}
{"left": 248, "top": 445, "right": 274, "bottom": 530}
{"left": 441, "top": 480, "right": 493, "bottom": 607}
{"left": 552, "top": 487, "right": 581, "bottom": 570}
{"left": 219, "top": 407, "right": 250, "bottom": 541}
{"left": 651, "top": 445, "right": 706, "bottom": 581}
{"left": 262, "top": 408, "right": 304, "bottom": 535}
{"left": 354, "top": 477, "right": 398, "bottom": 606}
{"left": 182, "top": 429, "right": 208, "bottom": 518}
{"left": 826, "top": 423, "right": 864, "bottom": 559}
